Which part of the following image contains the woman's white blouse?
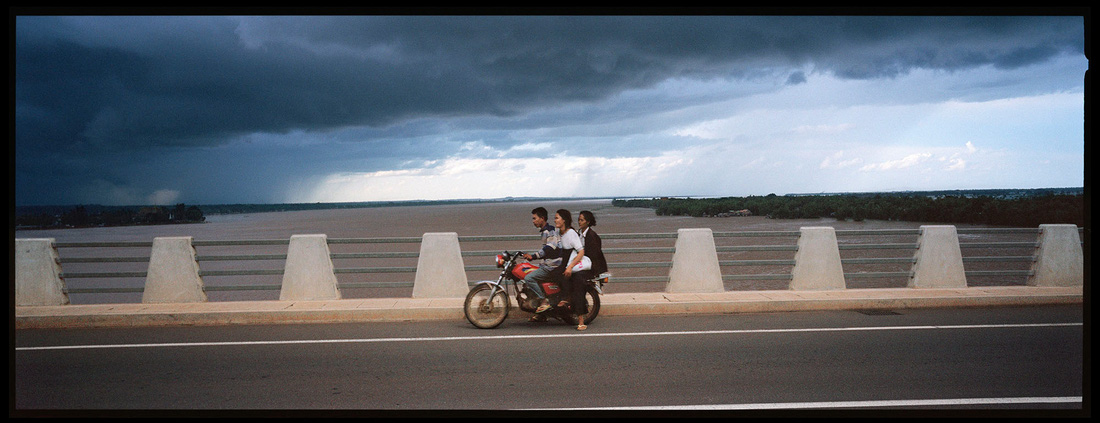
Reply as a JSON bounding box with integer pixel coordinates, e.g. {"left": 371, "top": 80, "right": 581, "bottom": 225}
{"left": 560, "top": 228, "right": 583, "bottom": 253}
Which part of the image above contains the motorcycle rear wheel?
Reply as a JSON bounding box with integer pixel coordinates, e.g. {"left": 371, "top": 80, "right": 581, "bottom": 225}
{"left": 464, "top": 284, "right": 510, "bottom": 329}
{"left": 561, "top": 285, "right": 601, "bottom": 326}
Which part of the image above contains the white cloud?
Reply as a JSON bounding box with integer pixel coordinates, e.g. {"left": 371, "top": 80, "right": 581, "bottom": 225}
{"left": 286, "top": 60, "right": 1083, "bottom": 204}
{"left": 507, "top": 142, "right": 553, "bottom": 152}
{"left": 860, "top": 153, "right": 933, "bottom": 171}
{"left": 297, "top": 154, "right": 693, "bottom": 202}
{"left": 819, "top": 151, "right": 863, "bottom": 169}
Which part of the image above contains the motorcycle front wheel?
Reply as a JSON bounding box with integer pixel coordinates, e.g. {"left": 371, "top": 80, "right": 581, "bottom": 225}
{"left": 561, "top": 285, "right": 601, "bottom": 326}
{"left": 464, "top": 284, "right": 510, "bottom": 329}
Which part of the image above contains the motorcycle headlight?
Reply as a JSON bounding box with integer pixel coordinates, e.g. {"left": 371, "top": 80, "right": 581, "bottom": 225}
{"left": 495, "top": 254, "right": 505, "bottom": 268}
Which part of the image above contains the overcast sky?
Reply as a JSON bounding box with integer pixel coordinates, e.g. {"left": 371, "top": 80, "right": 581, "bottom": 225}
{"left": 13, "top": 13, "right": 1087, "bottom": 206}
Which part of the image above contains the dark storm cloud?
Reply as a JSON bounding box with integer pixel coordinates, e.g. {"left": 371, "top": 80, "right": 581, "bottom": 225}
{"left": 15, "top": 15, "right": 1082, "bottom": 152}
{"left": 13, "top": 14, "right": 1085, "bottom": 205}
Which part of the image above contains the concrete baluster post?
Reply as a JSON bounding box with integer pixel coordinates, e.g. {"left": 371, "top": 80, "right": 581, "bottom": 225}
{"left": 909, "top": 225, "right": 967, "bottom": 288}
{"left": 1028, "top": 224, "right": 1083, "bottom": 287}
{"left": 666, "top": 228, "right": 725, "bottom": 293}
{"left": 412, "top": 232, "right": 469, "bottom": 298}
{"left": 15, "top": 238, "right": 70, "bottom": 306}
{"left": 144, "top": 236, "right": 207, "bottom": 303}
{"left": 790, "top": 227, "right": 847, "bottom": 290}
{"left": 280, "top": 234, "right": 341, "bottom": 301}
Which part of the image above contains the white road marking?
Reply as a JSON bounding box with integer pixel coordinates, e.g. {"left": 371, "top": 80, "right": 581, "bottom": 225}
{"left": 15, "top": 322, "right": 1081, "bottom": 351}
{"left": 536, "top": 396, "right": 1083, "bottom": 410}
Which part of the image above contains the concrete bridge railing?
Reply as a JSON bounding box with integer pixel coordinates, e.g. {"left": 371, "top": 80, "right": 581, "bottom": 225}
{"left": 15, "top": 224, "right": 1084, "bottom": 306}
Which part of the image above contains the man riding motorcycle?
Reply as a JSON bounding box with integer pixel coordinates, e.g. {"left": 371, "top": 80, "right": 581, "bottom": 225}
{"left": 521, "top": 207, "right": 560, "bottom": 319}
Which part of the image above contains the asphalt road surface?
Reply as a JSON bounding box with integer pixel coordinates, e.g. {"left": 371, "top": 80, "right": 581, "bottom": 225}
{"left": 14, "top": 304, "right": 1084, "bottom": 415}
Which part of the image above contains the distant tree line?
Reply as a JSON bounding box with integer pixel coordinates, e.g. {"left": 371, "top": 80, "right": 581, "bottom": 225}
{"left": 613, "top": 190, "right": 1084, "bottom": 228}
{"left": 15, "top": 204, "right": 205, "bottom": 229}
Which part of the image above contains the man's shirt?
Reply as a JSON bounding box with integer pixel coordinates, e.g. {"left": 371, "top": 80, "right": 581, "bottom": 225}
{"left": 530, "top": 223, "right": 561, "bottom": 267}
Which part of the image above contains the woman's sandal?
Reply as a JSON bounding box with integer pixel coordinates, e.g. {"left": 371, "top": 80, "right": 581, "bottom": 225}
{"left": 535, "top": 304, "right": 551, "bottom": 313}
{"left": 576, "top": 324, "right": 587, "bottom": 331}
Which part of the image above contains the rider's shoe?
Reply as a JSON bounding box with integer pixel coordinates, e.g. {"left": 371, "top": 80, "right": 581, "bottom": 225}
{"left": 535, "top": 304, "right": 551, "bottom": 313}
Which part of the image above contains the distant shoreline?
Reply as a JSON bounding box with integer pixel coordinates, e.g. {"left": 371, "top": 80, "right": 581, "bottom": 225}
{"left": 12, "top": 198, "right": 619, "bottom": 230}
{"left": 614, "top": 187, "right": 1084, "bottom": 228}
{"left": 13, "top": 186, "right": 1084, "bottom": 231}
{"left": 13, "top": 197, "right": 617, "bottom": 218}
{"left": 14, "top": 188, "right": 1082, "bottom": 217}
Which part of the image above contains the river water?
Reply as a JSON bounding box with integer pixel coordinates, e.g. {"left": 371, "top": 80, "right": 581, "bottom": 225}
{"left": 15, "top": 199, "right": 1033, "bottom": 304}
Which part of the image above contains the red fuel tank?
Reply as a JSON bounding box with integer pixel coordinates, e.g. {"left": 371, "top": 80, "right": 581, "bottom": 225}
{"left": 511, "top": 262, "right": 537, "bottom": 280}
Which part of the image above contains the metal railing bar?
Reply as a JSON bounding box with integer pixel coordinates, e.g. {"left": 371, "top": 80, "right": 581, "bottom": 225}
{"left": 844, "top": 272, "right": 913, "bottom": 278}
{"left": 719, "top": 259, "right": 796, "bottom": 266}
{"left": 340, "top": 282, "right": 416, "bottom": 289}
{"left": 55, "top": 241, "right": 153, "bottom": 248}
{"left": 192, "top": 240, "right": 289, "bottom": 246}
{"left": 205, "top": 285, "right": 282, "bottom": 291}
{"left": 722, "top": 274, "right": 793, "bottom": 281}
{"left": 714, "top": 231, "right": 801, "bottom": 237}
{"left": 331, "top": 252, "right": 419, "bottom": 259}
{"left": 959, "top": 242, "right": 1039, "bottom": 248}
{"left": 196, "top": 254, "right": 287, "bottom": 261}
{"left": 835, "top": 229, "right": 922, "bottom": 236}
{"left": 603, "top": 276, "right": 670, "bottom": 283}
{"left": 326, "top": 237, "right": 422, "bottom": 244}
{"left": 601, "top": 233, "right": 679, "bottom": 239}
{"left": 602, "top": 247, "right": 678, "bottom": 254}
{"left": 841, "top": 258, "right": 916, "bottom": 264}
{"left": 838, "top": 243, "right": 919, "bottom": 250}
{"left": 64, "top": 287, "right": 144, "bottom": 294}
{"left": 716, "top": 245, "right": 799, "bottom": 252}
{"left": 608, "top": 262, "right": 673, "bottom": 268}
{"left": 333, "top": 267, "right": 417, "bottom": 274}
{"left": 60, "top": 257, "right": 150, "bottom": 263}
{"left": 965, "top": 270, "right": 1034, "bottom": 276}
{"left": 199, "top": 270, "right": 284, "bottom": 276}
{"left": 458, "top": 235, "right": 540, "bottom": 242}
{"left": 60, "top": 272, "right": 147, "bottom": 278}
{"left": 962, "top": 256, "right": 1036, "bottom": 263}
{"left": 462, "top": 250, "right": 504, "bottom": 257}
{"left": 957, "top": 228, "right": 1040, "bottom": 234}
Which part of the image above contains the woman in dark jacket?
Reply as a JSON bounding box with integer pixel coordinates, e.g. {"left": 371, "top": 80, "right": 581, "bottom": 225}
{"left": 567, "top": 210, "right": 607, "bottom": 330}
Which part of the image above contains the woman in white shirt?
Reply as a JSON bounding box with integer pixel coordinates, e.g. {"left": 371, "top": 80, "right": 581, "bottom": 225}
{"left": 551, "top": 209, "right": 590, "bottom": 329}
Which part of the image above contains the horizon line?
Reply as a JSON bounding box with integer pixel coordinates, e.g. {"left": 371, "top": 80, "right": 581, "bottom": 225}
{"left": 13, "top": 187, "right": 1085, "bottom": 210}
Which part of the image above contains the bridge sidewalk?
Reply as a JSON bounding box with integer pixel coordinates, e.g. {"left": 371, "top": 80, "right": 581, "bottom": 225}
{"left": 14, "top": 286, "right": 1082, "bottom": 329}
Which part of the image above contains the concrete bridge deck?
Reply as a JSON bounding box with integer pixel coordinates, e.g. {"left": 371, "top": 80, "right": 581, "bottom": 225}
{"left": 14, "top": 285, "right": 1083, "bottom": 329}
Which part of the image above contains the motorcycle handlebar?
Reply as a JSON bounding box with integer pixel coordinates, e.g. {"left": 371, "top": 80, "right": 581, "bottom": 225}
{"left": 503, "top": 251, "right": 528, "bottom": 260}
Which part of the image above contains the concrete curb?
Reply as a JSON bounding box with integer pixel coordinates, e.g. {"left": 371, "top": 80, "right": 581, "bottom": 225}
{"left": 14, "top": 286, "right": 1083, "bottom": 329}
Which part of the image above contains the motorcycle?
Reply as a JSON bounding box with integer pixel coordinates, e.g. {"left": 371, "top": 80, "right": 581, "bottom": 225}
{"left": 464, "top": 251, "right": 609, "bottom": 329}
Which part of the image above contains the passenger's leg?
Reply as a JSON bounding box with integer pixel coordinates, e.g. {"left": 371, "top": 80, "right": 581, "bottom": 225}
{"left": 570, "top": 270, "right": 592, "bottom": 317}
